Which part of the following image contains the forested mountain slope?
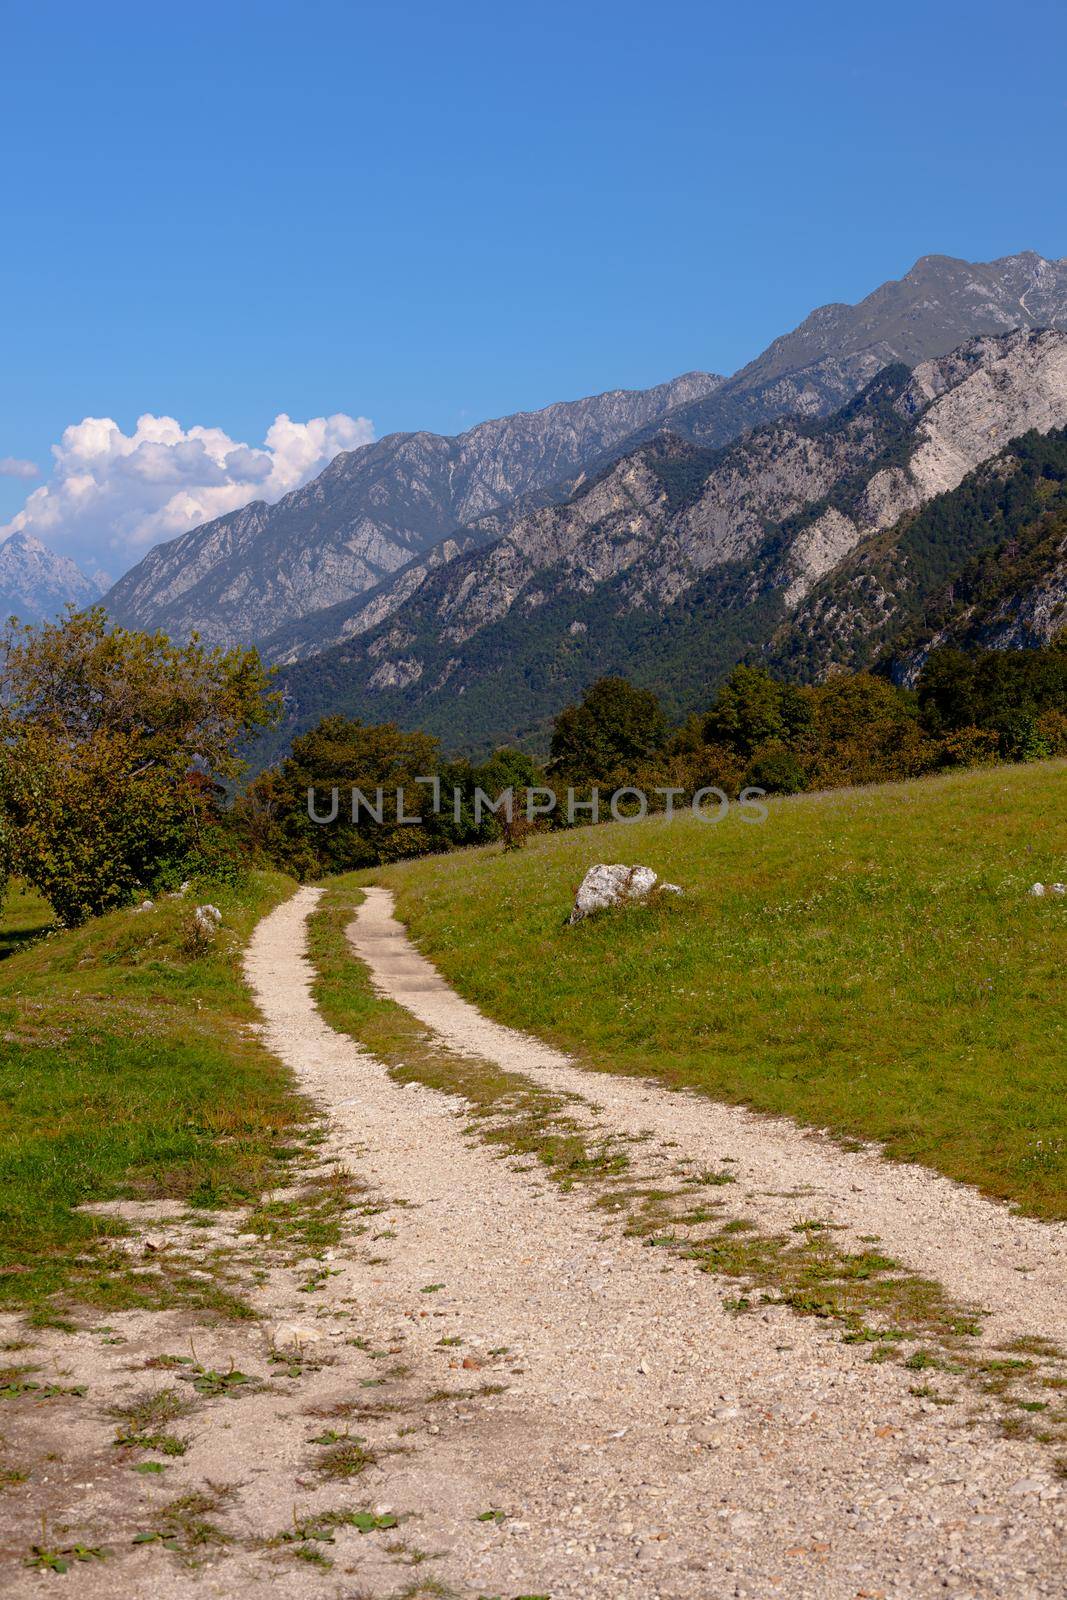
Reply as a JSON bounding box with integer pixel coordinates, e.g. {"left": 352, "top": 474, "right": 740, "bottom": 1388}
{"left": 266, "top": 329, "right": 1067, "bottom": 757}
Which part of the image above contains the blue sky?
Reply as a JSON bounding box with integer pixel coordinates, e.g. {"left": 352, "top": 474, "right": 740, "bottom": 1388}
{"left": 2, "top": 0, "right": 1066, "bottom": 574}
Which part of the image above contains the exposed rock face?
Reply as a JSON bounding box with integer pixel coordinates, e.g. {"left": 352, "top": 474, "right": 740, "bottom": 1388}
{"left": 782, "top": 329, "right": 1067, "bottom": 608}
{"left": 269, "top": 329, "right": 1067, "bottom": 757}
{"left": 975, "top": 551, "right": 1067, "bottom": 650}
{"left": 261, "top": 536, "right": 475, "bottom": 664}
{"left": 103, "top": 372, "right": 722, "bottom": 649}
{"left": 0, "top": 531, "right": 104, "bottom": 624}
{"left": 659, "top": 250, "right": 1067, "bottom": 451}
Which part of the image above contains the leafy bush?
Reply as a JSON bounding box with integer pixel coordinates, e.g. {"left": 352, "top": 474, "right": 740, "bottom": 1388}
{"left": 236, "top": 713, "right": 542, "bottom": 876}
{"left": 744, "top": 742, "right": 807, "bottom": 795}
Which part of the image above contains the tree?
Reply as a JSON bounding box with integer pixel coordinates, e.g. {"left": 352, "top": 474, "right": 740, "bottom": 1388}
{"left": 743, "top": 742, "right": 807, "bottom": 795}
{"left": 918, "top": 645, "right": 1067, "bottom": 757}
{"left": 798, "top": 672, "right": 929, "bottom": 787}
{"left": 548, "top": 677, "right": 668, "bottom": 782}
{"left": 916, "top": 649, "right": 978, "bottom": 734}
{"left": 238, "top": 714, "right": 450, "bottom": 876}
{"left": 0, "top": 608, "right": 276, "bottom": 925}
{"left": 703, "top": 666, "right": 811, "bottom": 757}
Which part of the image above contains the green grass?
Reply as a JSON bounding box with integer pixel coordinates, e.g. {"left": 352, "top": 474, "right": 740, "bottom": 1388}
{"left": 0, "top": 871, "right": 306, "bottom": 1319}
{"left": 0, "top": 880, "right": 54, "bottom": 960}
{"left": 376, "top": 761, "right": 1067, "bottom": 1218}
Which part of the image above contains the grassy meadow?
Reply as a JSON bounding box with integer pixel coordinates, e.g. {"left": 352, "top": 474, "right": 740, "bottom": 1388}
{"left": 378, "top": 760, "right": 1067, "bottom": 1219}
{"left": 0, "top": 871, "right": 305, "bottom": 1320}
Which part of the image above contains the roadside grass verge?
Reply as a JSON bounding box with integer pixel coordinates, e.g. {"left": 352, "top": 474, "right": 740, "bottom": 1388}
{"left": 0, "top": 871, "right": 308, "bottom": 1322}
{"left": 375, "top": 760, "right": 1067, "bottom": 1219}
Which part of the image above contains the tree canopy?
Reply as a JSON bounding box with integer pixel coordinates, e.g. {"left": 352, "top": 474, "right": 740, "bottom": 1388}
{"left": 0, "top": 608, "right": 277, "bottom": 925}
{"left": 548, "top": 676, "right": 668, "bottom": 782}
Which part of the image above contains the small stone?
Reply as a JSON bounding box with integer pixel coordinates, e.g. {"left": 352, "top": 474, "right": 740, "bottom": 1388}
{"left": 1008, "top": 1477, "right": 1045, "bottom": 1495}
{"left": 637, "top": 1538, "right": 680, "bottom": 1564}
{"left": 269, "top": 1321, "right": 325, "bottom": 1349}
{"left": 1029, "top": 883, "right": 1046, "bottom": 897}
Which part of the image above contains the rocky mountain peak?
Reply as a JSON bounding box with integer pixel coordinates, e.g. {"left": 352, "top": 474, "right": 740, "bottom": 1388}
{"left": 0, "top": 531, "right": 105, "bottom": 625}
{"left": 101, "top": 249, "right": 1067, "bottom": 732}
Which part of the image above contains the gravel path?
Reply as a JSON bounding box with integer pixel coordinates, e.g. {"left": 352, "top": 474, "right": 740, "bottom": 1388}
{"left": 237, "top": 885, "right": 1066, "bottom": 1598}
{"left": 351, "top": 885, "right": 1067, "bottom": 1350}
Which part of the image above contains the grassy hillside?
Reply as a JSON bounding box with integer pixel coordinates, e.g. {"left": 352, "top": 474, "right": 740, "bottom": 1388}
{"left": 378, "top": 760, "right": 1067, "bottom": 1218}
{"left": 0, "top": 871, "right": 304, "bottom": 1321}
{"left": 0, "top": 880, "right": 52, "bottom": 961}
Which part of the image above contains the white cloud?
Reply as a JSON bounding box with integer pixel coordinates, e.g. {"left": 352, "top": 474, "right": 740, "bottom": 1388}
{"left": 0, "top": 410, "right": 375, "bottom": 576}
{"left": 0, "top": 456, "right": 40, "bottom": 480}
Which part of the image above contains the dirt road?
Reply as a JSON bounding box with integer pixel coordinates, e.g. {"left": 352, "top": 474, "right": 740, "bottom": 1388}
{"left": 5, "top": 884, "right": 1063, "bottom": 1599}
{"left": 242, "top": 886, "right": 1065, "bottom": 1599}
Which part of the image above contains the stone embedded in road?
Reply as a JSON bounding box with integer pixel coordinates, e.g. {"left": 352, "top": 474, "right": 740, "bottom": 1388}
{"left": 268, "top": 1320, "right": 326, "bottom": 1349}
{"left": 568, "top": 863, "right": 683, "bottom": 924}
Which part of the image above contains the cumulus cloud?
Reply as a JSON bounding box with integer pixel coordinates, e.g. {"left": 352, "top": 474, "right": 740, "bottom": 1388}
{"left": 0, "top": 456, "right": 40, "bottom": 479}
{"left": 0, "top": 410, "right": 375, "bottom": 575}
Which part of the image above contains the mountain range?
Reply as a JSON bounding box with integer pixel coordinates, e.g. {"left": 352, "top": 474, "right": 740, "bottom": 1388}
{"left": 103, "top": 373, "right": 721, "bottom": 650}
{"left": 92, "top": 248, "right": 1067, "bottom": 754}
{"left": 266, "top": 326, "right": 1067, "bottom": 755}
{"left": 0, "top": 532, "right": 105, "bottom": 627}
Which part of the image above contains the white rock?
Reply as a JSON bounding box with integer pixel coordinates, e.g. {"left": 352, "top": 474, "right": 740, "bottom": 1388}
{"left": 1029, "top": 883, "right": 1046, "bottom": 896}
{"left": 568, "top": 864, "right": 680, "bottom": 924}
{"left": 133, "top": 900, "right": 154, "bottom": 913}
{"left": 1051, "top": 883, "right": 1066, "bottom": 895}
{"left": 193, "top": 904, "right": 223, "bottom": 936}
